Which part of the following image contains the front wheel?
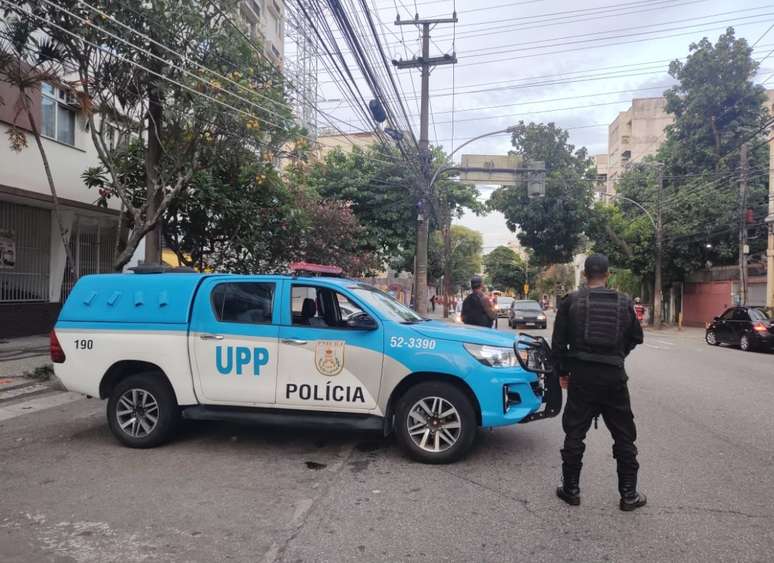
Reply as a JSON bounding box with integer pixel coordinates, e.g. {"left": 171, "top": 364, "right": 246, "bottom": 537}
{"left": 395, "top": 381, "right": 477, "bottom": 464}
{"left": 705, "top": 330, "right": 719, "bottom": 346}
{"left": 107, "top": 372, "right": 179, "bottom": 448}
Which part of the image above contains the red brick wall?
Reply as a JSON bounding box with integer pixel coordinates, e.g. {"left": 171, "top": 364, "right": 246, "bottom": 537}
{"left": 683, "top": 281, "right": 732, "bottom": 327}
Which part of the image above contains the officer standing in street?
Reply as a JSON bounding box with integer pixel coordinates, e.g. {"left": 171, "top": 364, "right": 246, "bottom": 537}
{"left": 461, "top": 276, "right": 497, "bottom": 328}
{"left": 551, "top": 254, "right": 646, "bottom": 511}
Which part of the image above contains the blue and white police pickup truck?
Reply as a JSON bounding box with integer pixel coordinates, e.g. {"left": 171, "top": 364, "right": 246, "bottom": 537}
{"left": 51, "top": 270, "right": 560, "bottom": 463}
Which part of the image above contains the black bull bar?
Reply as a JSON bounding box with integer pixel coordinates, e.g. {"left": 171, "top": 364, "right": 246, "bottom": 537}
{"left": 513, "top": 334, "right": 563, "bottom": 423}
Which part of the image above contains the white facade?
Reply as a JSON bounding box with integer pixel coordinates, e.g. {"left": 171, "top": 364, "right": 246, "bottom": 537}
{"left": 0, "top": 78, "right": 142, "bottom": 337}
{"left": 239, "top": 0, "right": 285, "bottom": 67}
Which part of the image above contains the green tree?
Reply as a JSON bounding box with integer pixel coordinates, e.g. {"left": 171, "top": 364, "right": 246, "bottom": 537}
{"left": 588, "top": 28, "right": 770, "bottom": 283}
{"left": 0, "top": 17, "right": 75, "bottom": 274}
{"left": 307, "top": 144, "right": 416, "bottom": 268}
{"left": 14, "top": 0, "right": 297, "bottom": 269}
{"left": 488, "top": 121, "right": 594, "bottom": 264}
{"left": 428, "top": 225, "right": 483, "bottom": 293}
{"left": 308, "top": 143, "right": 481, "bottom": 271}
{"left": 482, "top": 246, "right": 526, "bottom": 292}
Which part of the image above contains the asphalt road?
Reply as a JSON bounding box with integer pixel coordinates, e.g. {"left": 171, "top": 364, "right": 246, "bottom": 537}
{"left": 1, "top": 321, "right": 773, "bottom": 562}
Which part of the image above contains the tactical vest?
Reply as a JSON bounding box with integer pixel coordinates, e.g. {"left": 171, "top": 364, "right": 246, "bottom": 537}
{"left": 461, "top": 293, "right": 492, "bottom": 328}
{"left": 569, "top": 288, "right": 630, "bottom": 367}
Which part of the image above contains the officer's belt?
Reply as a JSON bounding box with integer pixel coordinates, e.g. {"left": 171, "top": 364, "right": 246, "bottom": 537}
{"left": 567, "top": 350, "right": 624, "bottom": 368}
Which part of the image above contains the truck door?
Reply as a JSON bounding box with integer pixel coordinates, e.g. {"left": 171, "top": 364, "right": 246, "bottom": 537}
{"left": 276, "top": 283, "right": 383, "bottom": 412}
{"left": 189, "top": 279, "right": 279, "bottom": 405}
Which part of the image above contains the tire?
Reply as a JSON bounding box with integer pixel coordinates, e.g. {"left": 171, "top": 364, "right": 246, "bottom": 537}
{"left": 705, "top": 330, "right": 719, "bottom": 346}
{"left": 394, "top": 381, "right": 477, "bottom": 464}
{"left": 740, "top": 334, "right": 755, "bottom": 352}
{"left": 107, "top": 372, "right": 179, "bottom": 448}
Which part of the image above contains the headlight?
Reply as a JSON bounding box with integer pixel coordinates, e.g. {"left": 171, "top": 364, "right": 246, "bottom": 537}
{"left": 537, "top": 314, "right": 546, "bottom": 320}
{"left": 464, "top": 343, "right": 519, "bottom": 367}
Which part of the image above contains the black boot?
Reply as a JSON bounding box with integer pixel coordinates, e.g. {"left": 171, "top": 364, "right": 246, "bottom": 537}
{"left": 556, "top": 467, "right": 581, "bottom": 506}
{"left": 619, "top": 473, "right": 647, "bottom": 512}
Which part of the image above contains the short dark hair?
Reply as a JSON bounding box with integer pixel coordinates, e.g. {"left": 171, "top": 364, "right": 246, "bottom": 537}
{"left": 470, "top": 275, "right": 483, "bottom": 290}
{"left": 584, "top": 254, "right": 609, "bottom": 278}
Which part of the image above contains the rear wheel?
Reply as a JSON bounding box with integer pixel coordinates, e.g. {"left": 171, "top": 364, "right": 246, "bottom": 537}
{"left": 705, "top": 330, "right": 719, "bottom": 346}
{"left": 107, "top": 372, "right": 179, "bottom": 448}
{"left": 740, "top": 334, "right": 755, "bottom": 352}
{"left": 395, "top": 381, "right": 477, "bottom": 464}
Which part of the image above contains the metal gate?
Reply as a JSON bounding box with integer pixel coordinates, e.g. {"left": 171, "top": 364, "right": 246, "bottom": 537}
{"left": 0, "top": 201, "right": 51, "bottom": 303}
{"left": 60, "top": 218, "right": 117, "bottom": 301}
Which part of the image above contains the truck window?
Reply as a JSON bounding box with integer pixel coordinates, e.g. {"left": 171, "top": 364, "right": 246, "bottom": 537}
{"left": 291, "top": 285, "right": 365, "bottom": 328}
{"left": 211, "top": 282, "right": 274, "bottom": 324}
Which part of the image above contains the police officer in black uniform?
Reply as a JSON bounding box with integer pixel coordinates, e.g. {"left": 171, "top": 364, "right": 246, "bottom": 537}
{"left": 551, "top": 254, "right": 646, "bottom": 511}
{"left": 461, "top": 276, "right": 497, "bottom": 328}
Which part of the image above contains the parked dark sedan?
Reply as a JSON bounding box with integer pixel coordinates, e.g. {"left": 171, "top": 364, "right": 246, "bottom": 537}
{"left": 705, "top": 306, "right": 774, "bottom": 352}
{"left": 509, "top": 299, "right": 547, "bottom": 329}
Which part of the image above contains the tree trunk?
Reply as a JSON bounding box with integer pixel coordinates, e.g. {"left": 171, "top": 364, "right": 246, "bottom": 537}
{"left": 113, "top": 204, "right": 130, "bottom": 272}
{"left": 144, "top": 83, "right": 164, "bottom": 264}
{"left": 25, "top": 107, "right": 76, "bottom": 282}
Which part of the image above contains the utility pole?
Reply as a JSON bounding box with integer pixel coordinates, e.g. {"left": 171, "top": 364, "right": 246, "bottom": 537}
{"left": 394, "top": 13, "right": 457, "bottom": 315}
{"left": 654, "top": 165, "right": 664, "bottom": 329}
{"left": 739, "top": 142, "right": 750, "bottom": 306}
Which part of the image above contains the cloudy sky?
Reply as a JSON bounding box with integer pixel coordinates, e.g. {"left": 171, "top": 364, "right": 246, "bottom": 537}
{"left": 296, "top": 0, "right": 774, "bottom": 252}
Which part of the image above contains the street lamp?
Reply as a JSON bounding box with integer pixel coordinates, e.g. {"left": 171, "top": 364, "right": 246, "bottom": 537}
{"left": 607, "top": 191, "right": 662, "bottom": 329}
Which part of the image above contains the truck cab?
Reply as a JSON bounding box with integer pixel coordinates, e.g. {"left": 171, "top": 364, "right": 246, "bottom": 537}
{"left": 52, "top": 272, "right": 560, "bottom": 463}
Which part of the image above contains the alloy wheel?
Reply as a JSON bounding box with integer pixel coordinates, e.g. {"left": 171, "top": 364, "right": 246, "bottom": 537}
{"left": 741, "top": 335, "right": 750, "bottom": 351}
{"left": 116, "top": 388, "right": 160, "bottom": 438}
{"left": 706, "top": 331, "right": 717, "bottom": 345}
{"left": 406, "top": 396, "right": 461, "bottom": 453}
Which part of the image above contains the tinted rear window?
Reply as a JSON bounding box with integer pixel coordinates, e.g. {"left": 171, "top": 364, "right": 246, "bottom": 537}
{"left": 211, "top": 283, "right": 274, "bottom": 324}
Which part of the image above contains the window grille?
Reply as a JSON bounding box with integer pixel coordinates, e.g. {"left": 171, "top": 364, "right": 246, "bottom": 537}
{"left": 0, "top": 201, "right": 51, "bottom": 303}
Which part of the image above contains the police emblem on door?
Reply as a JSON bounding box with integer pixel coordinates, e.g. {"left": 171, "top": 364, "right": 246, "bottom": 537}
{"left": 315, "top": 340, "right": 345, "bottom": 376}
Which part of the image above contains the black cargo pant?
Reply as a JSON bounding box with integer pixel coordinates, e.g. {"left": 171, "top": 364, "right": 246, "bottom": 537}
{"left": 560, "top": 361, "right": 639, "bottom": 492}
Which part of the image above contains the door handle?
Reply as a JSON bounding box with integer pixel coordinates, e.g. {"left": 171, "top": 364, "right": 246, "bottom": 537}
{"left": 200, "top": 334, "right": 224, "bottom": 340}
{"left": 281, "top": 339, "right": 308, "bottom": 345}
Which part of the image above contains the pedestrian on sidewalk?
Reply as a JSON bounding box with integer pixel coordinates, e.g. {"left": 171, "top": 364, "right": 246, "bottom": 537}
{"left": 430, "top": 294, "right": 436, "bottom": 313}
{"left": 551, "top": 254, "right": 647, "bottom": 511}
{"left": 461, "top": 276, "right": 497, "bottom": 328}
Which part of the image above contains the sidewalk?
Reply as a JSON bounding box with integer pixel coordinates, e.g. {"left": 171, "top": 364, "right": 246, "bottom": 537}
{"left": 0, "top": 334, "right": 50, "bottom": 378}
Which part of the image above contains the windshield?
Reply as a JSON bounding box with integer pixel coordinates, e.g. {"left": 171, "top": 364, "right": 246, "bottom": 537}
{"left": 514, "top": 301, "right": 542, "bottom": 311}
{"left": 350, "top": 285, "right": 424, "bottom": 323}
{"left": 497, "top": 297, "right": 514, "bottom": 307}
{"left": 749, "top": 308, "right": 773, "bottom": 321}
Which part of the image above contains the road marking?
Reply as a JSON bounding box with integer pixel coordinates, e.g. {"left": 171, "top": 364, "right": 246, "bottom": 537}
{"left": 0, "top": 392, "right": 83, "bottom": 422}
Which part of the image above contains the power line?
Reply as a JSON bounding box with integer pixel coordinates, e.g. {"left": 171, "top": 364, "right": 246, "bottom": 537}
{"left": 7, "top": 1, "right": 403, "bottom": 168}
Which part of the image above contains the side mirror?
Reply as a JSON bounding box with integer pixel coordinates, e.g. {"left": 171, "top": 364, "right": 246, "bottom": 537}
{"left": 346, "top": 314, "right": 377, "bottom": 330}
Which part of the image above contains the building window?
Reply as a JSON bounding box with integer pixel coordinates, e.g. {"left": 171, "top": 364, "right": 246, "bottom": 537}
{"left": 211, "top": 282, "right": 275, "bottom": 324}
{"left": 41, "top": 83, "right": 76, "bottom": 146}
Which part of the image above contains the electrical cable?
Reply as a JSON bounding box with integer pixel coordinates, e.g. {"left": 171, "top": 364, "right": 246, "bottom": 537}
{"left": 3, "top": 1, "right": 403, "bottom": 169}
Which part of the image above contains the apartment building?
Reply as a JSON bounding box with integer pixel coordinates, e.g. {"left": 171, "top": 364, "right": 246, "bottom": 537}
{"left": 603, "top": 97, "right": 673, "bottom": 194}
{"left": 239, "top": 0, "right": 285, "bottom": 67}
{"left": 598, "top": 91, "right": 774, "bottom": 195}
{"left": 591, "top": 153, "right": 609, "bottom": 198}
{"left": 0, "top": 79, "right": 137, "bottom": 337}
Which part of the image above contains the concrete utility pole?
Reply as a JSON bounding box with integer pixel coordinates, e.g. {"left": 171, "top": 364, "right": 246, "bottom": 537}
{"left": 767, "top": 139, "right": 774, "bottom": 308}
{"left": 394, "top": 13, "right": 457, "bottom": 315}
{"left": 654, "top": 165, "right": 664, "bottom": 329}
{"left": 739, "top": 143, "right": 749, "bottom": 306}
